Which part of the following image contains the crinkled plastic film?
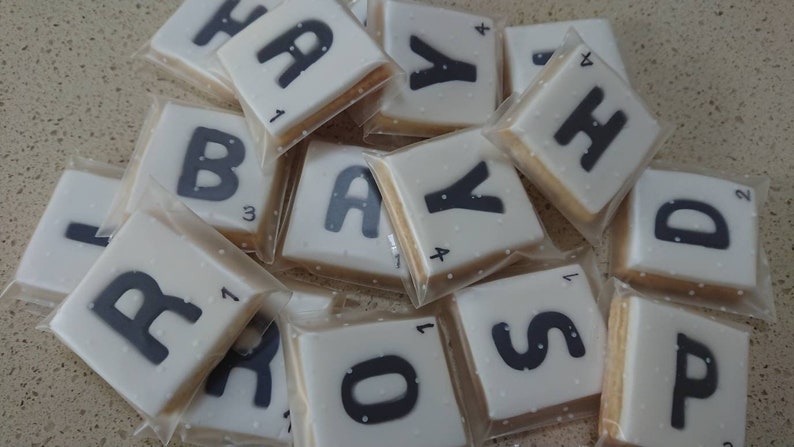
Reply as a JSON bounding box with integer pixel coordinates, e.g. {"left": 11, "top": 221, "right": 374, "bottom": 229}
{"left": 38, "top": 182, "right": 290, "bottom": 445}
{"left": 281, "top": 305, "right": 476, "bottom": 447}
{"left": 609, "top": 160, "right": 775, "bottom": 321}
{"left": 214, "top": 0, "right": 405, "bottom": 167}
{"left": 483, "top": 28, "right": 673, "bottom": 245}
{"left": 364, "top": 128, "right": 561, "bottom": 308}
{"left": 439, "top": 247, "right": 607, "bottom": 442}
{"left": 98, "top": 95, "right": 292, "bottom": 264}
{"left": 1, "top": 157, "right": 123, "bottom": 309}
{"left": 596, "top": 278, "right": 751, "bottom": 447}
{"left": 355, "top": 0, "right": 504, "bottom": 140}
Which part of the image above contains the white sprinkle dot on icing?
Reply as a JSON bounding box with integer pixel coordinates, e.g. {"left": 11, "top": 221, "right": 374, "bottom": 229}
{"left": 447, "top": 273, "right": 453, "bottom": 279}
{"left": 737, "top": 290, "right": 745, "bottom": 296}
{"left": 218, "top": 249, "right": 225, "bottom": 255}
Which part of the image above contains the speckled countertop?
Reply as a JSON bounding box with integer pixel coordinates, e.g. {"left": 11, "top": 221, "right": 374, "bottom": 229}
{"left": 1, "top": 1, "right": 792, "bottom": 446}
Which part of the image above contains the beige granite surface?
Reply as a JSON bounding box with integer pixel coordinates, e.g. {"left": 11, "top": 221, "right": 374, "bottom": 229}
{"left": 0, "top": 0, "right": 792, "bottom": 446}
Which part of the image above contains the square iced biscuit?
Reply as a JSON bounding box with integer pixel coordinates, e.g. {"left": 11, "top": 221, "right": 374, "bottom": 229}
{"left": 364, "top": 0, "right": 500, "bottom": 137}
{"left": 601, "top": 294, "right": 749, "bottom": 447}
{"left": 106, "top": 99, "right": 287, "bottom": 263}
{"left": 146, "top": 0, "right": 283, "bottom": 101}
{"left": 284, "top": 313, "right": 469, "bottom": 447}
{"left": 367, "top": 127, "right": 546, "bottom": 306}
{"left": 179, "top": 279, "right": 337, "bottom": 446}
{"left": 281, "top": 140, "right": 405, "bottom": 289}
{"left": 612, "top": 166, "right": 761, "bottom": 300}
{"left": 8, "top": 160, "right": 121, "bottom": 306}
{"left": 217, "top": 0, "right": 398, "bottom": 161}
{"left": 446, "top": 264, "right": 606, "bottom": 438}
{"left": 504, "top": 18, "right": 627, "bottom": 95}
{"left": 49, "top": 206, "right": 288, "bottom": 422}
{"left": 484, "top": 30, "right": 665, "bottom": 244}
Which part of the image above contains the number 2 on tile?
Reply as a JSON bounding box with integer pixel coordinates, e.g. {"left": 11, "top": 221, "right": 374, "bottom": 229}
{"left": 734, "top": 189, "right": 751, "bottom": 201}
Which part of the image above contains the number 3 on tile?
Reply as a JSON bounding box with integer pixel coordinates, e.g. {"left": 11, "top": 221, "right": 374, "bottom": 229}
{"left": 242, "top": 205, "right": 256, "bottom": 221}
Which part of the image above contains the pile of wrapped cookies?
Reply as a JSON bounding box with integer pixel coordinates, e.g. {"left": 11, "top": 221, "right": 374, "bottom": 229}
{"left": 3, "top": 0, "right": 779, "bottom": 446}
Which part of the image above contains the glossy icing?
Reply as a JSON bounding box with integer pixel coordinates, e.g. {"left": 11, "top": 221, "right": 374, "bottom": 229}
{"left": 613, "top": 296, "right": 748, "bottom": 447}
{"left": 13, "top": 166, "right": 120, "bottom": 304}
{"left": 49, "top": 208, "right": 284, "bottom": 419}
{"left": 281, "top": 140, "right": 404, "bottom": 287}
{"left": 451, "top": 264, "right": 605, "bottom": 421}
{"left": 287, "top": 314, "right": 468, "bottom": 447}
{"left": 504, "top": 19, "right": 627, "bottom": 95}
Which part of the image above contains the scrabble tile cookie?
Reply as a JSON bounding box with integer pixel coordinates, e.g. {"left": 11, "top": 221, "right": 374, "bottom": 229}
{"left": 484, "top": 30, "right": 666, "bottom": 244}
{"left": 216, "top": 0, "right": 399, "bottom": 162}
{"left": 179, "top": 278, "right": 338, "bottom": 446}
{"left": 504, "top": 19, "right": 627, "bottom": 95}
{"left": 145, "top": 0, "right": 283, "bottom": 100}
{"left": 283, "top": 312, "right": 470, "bottom": 447}
{"left": 612, "top": 165, "right": 764, "bottom": 301}
{"left": 281, "top": 140, "right": 405, "bottom": 289}
{"left": 363, "top": 0, "right": 501, "bottom": 138}
{"left": 6, "top": 159, "right": 121, "bottom": 307}
{"left": 48, "top": 204, "right": 288, "bottom": 437}
{"left": 601, "top": 292, "right": 749, "bottom": 447}
{"left": 366, "top": 127, "right": 546, "bottom": 306}
{"left": 105, "top": 98, "right": 288, "bottom": 263}
{"left": 445, "top": 262, "right": 606, "bottom": 438}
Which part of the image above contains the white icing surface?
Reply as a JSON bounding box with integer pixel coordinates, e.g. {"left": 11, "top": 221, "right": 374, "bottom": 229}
{"left": 618, "top": 296, "right": 748, "bottom": 447}
{"left": 452, "top": 264, "right": 605, "bottom": 420}
{"left": 375, "top": 128, "right": 544, "bottom": 280}
{"left": 506, "top": 41, "right": 661, "bottom": 214}
{"left": 217, "top": 0, "right": 391, "bottom": 144}
{"left": 291, "top": 316, "right": 468, "bottom": 447}
{"left": 504, "top": 19, "right": 627, "bottom": 95}
{"left": 281, "top": 140, "right": 405, "bottom": 285}
{"left": 15, "top": 169, "right": 120, "bottom": 301}
{"left": 150, "top": 0, "right": 284, "bottom": 93}
{"left": 624, "top": 168, "right": 758, "bottom": 290}
{"left": 376, "top": 0, "right": 499, "bottom": 127}
{"left": 348, "top": 0, "right": 368, "bottom": 23}
{"left": 49, "top": 210, "right": 274, "bottom": 417}
{"left": 181, "top": 287, "right": 334, "bottom": 444}
{"left": 123, "top": 101, "right": 278, "bottom": 235}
